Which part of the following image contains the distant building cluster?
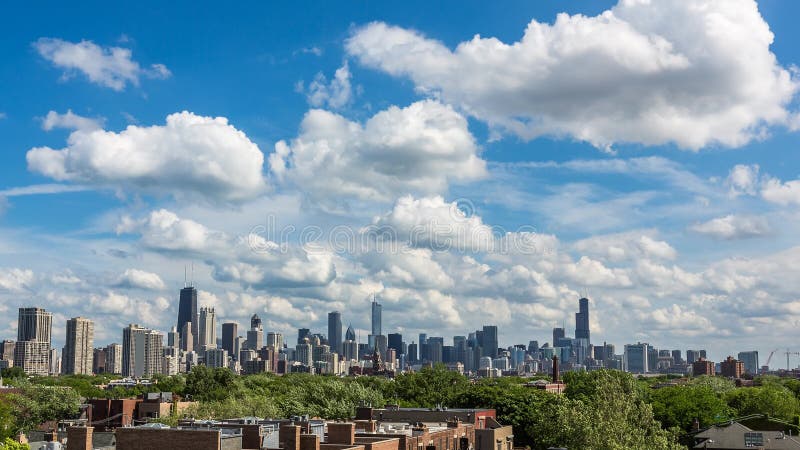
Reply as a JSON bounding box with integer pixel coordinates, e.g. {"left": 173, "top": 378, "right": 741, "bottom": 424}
{"left": 0, "top": 287, "right": 774, "bottom": 379}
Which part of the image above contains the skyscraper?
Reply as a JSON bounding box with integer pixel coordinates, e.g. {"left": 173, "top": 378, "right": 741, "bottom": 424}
{"left": 177, "top": 286, "right": 198, "bottom": 350}
{"left": 388, "top": 333, "right": 403, "bottom": 355}
{"left": 122, "top": 324, "right": 146, "bottom": 377}
{"left": 624, "top": 343, "right": 649, "bottom": 374}
{"left": 251, "top": 314, "right": 262, "bottom": 330}
{"left": 198, "top": 307, "right": 217, "bottom": 350}
{"left": 482, "top": 325, "right": 499, "bottom": 359}
{"left": 297, "top": 328, "right": 310, "bottom": 345}
{"left": 737, "top": 351, "right": 759, "bottom": 375}
{"left": 134, "top": 329, "right": 163, "bottom": 378}
{"left": 371, "top": 297, "right": 382, "bottom": 337}
{"left": 328, "top": 311, "right": 342, "bottom": 355}
{"left": 266, "top": 332, "right": 283, "bottom": 350}
{"left": 62, "top": 317, "right": 94, "bottom": 375}
{"left": 105, "top": 343, "right": 122, "bottom": 374}
{"left": 575, "top": 297, "right": 590, "bottom": 345}
{"left": 15, "top": 307, "right": 53, "bottom": 375}
{"left": 345, "top": 324, "right": 356, "bottom": 342}
{"left": 18, "top": 307, "right": 53, "bottom": 343}
{"left": 222, "top": 322, "right": 238, "bottom": 356}
{"left": 552, "top": 327, "right": 565, "bottom": 347}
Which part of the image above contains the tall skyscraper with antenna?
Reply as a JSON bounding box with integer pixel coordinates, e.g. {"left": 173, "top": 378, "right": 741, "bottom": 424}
{"left": 371, "top": 295, "right": 382, "bottom": 337}
{"left": 575, "top": 297, "right": 590, "bottom": 345}
{"left": 177, "top": 265, "right": 198, "bottom": 350}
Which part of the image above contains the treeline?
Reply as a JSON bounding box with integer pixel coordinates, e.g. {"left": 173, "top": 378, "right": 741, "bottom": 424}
{"left": 3, "top": 366, "right": 800, "bottom": 449}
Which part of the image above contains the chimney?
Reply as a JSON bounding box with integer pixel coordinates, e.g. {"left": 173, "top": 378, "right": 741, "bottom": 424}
{"left": 67, "top": 426, "right": 93, "bottom": 450}
{"left": 280, "top": 424, "right": 301, "bottom": 450}
{"left": 327, "top": 422, "right": 356, "bottom": 445}
{"left": 552, "top": 355, "right": 560, "bottom": 383}
{"left": 300, "top": 434, "right": 321, "bottom": 450}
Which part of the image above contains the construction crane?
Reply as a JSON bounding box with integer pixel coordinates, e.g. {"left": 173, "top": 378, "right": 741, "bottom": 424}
{"left": 785, "top": 350, "right": 800, "bottom": 371}
{"left": 765, "top": 349, "right": 779, "bottom": 368}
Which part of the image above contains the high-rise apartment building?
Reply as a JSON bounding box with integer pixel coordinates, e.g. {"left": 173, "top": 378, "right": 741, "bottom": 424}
{"left": 328, "top": 311, "right": 342, "bottom": 355}
{"left": 247, "top": 317, "right": 264, "bottom": 351}
{"left": 105, "top": 343, "right": 122, "bottom": 374}
{"left": 297, "top": 328, "right": 310, "bottom": 345}
{"left": 93, "top": 348, "right": 106, "bottom": 374}
{"left": 62, "top": 317, "right": 94, "bottom": 375}
{"left": 14, "top": 341, "right": 50, "bottom": 376}
{"left": 177, "top": 286, "right": 198, "bottom": 350}
{"left": 737, "top": 351, "right": 759, "bottom": 375}
{"left": 624, "top": 343, "right": 649, "bottom": 374}
{"left": 14, "top": 307, "right": 53, "bottom": 375}
{"left": 198, "top": 307, "right": 217, "bottom": 350}
{"left": 18, "top": 307, "right": 53, "bottom": 343}
{"left": 136, "top": 329, "right": 163, "bottom": 378}
{"left": 222, "top": 322, "right": 238, "bottom": 356}
{"left": 205, "top": 348, "right": 228, "bottom": 369}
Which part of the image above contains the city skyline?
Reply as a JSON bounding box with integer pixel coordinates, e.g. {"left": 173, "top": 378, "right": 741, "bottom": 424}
{"left": 1, "top": 1, "right": 800, "bottom": 361}
{"left": 0, "top": 293, "right": 777, "bottom": 373}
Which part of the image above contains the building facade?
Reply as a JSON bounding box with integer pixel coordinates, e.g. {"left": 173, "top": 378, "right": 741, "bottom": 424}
{"left": 62, "top": 317, "right": 94, "bottom": 375}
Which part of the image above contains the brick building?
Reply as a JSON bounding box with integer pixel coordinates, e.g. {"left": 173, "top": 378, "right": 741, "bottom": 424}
{"left": 692, "top": 357, "right": 715, "bottom": 377}
{"left": 720, "top": 356, "right": 745, "bottom": 379}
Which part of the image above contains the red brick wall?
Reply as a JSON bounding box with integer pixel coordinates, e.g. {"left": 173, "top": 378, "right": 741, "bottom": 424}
{"left": 301, "top": 434, "right": 321, "bottom": 450}
{"left": 328, "top": 423, "right": 356, "bottom": 445}
{"left": 116, "top": 428, "right": 221, "bottom": 450}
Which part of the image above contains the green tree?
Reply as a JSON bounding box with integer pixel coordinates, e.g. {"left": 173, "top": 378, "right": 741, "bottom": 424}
{"left": 649, "top": 385, "right": 731, "bottom": 432}
{"left": 0, "top": 437, "right": 29, "bottom": 450}
{"left": 726, "top": 384, "right": 800, "bottom": 420}
{"left": 184, "top": 366, "right": 236, "bottom": 402}
{"left": 0, "top": 368, "right": 25, "bottom": 382}
{"left": 8, "top": 385, "right": 81, "bottom": 431}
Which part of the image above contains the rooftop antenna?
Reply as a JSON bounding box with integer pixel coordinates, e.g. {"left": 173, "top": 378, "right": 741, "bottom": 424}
{"left": 184, "top": 265, "right": 187, "bottom": 288}
{"left": 190, "top": 262, "right": 194, "bottom": 288}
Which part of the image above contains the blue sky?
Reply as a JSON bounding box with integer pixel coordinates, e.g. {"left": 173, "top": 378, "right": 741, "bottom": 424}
{"left": 2, "top": 0, "right": 800, "bottom": 367}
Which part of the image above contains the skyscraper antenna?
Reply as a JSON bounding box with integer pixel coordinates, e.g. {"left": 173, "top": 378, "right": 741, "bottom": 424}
{"left": 184, "top": 265, "right": 187, "bottom": 288}
{"left": 191, "top": 262, "right": 194, "bottom": 287}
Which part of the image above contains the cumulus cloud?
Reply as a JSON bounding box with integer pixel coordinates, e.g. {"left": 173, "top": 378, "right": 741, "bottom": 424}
{"left": 302, "top": 62, "right": 353, "bottom": 109}
{"left": 726, "top": 164, "right": 760, "bottom": 197}
{"left": 369, "top": 195, "right": 494, "bottom": 251}
{"left": 761, "top": 177, "right": 800, "bottom": 206}
{"left": 27, "top": 111, "right": 268, "bottom": 202}
{"left": 113, "top": 268, "right": 167, "bottom": 290}
{"left": 572, "top": 230, "right": 677, "bottom": 262}
{"left": 117, "top": 209, "right": 337, "bottom": 289}
{"left": 42, "top": 110, "right": 103, "bottom": 131}
{"left": 270, "top": 100, "right": 486, "bottom": 202}
{"left": 34, "top": 38, "right": 170, "bottom": 90}
{"left": 346, "top": 1, "right": 798, "bottom": 149}
{"left": 116, "top": 209, "right": 230, "bottom": 254}
{"left": 690, "top": 215, "right": 771, "bottom": 240}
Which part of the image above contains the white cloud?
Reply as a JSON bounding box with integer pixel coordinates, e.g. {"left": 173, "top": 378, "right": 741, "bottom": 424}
{"left": 114, "top": 268, "right": 167, "bottom": 290}
{"left": 42, "top": 110, "right": 103, "bottom": 131}
{"left": 116, "top": 209, "right": 229, "bottom": 254}
{"left": 0, "top": 268, "right": 34, "bottom": 292}
{"left": 572, "top": 230, "right": 676, "bottom": 262}
{"left": 726, "top": 164, "right": 760, "bottom": 197}
{"left": 27, "top": 111, "right": 268, "bottom": 202}
{"left": 346, "top": 0, "right": 798, "bottom": 149}
{"left": 369, "top": 195, "right": 494, "bottom": 251}
{"left": 303, "top": 62, "right": 353, "bottom": 109}
{"left": 690, "top": 215, "right": 771, "bottom": 240}
{"left": 761, "top": 177, "right": 800, "bottom": 206}
{"left": 270, "top": 100, "right": 486, "bottom": 202}
{"left": 34, "top": 38, "right": 171, "bottom": 91}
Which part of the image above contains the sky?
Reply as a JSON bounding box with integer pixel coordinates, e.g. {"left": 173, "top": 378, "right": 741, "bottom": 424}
{"left": 2, "top": 0, "right": 800, "bottom": 368}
